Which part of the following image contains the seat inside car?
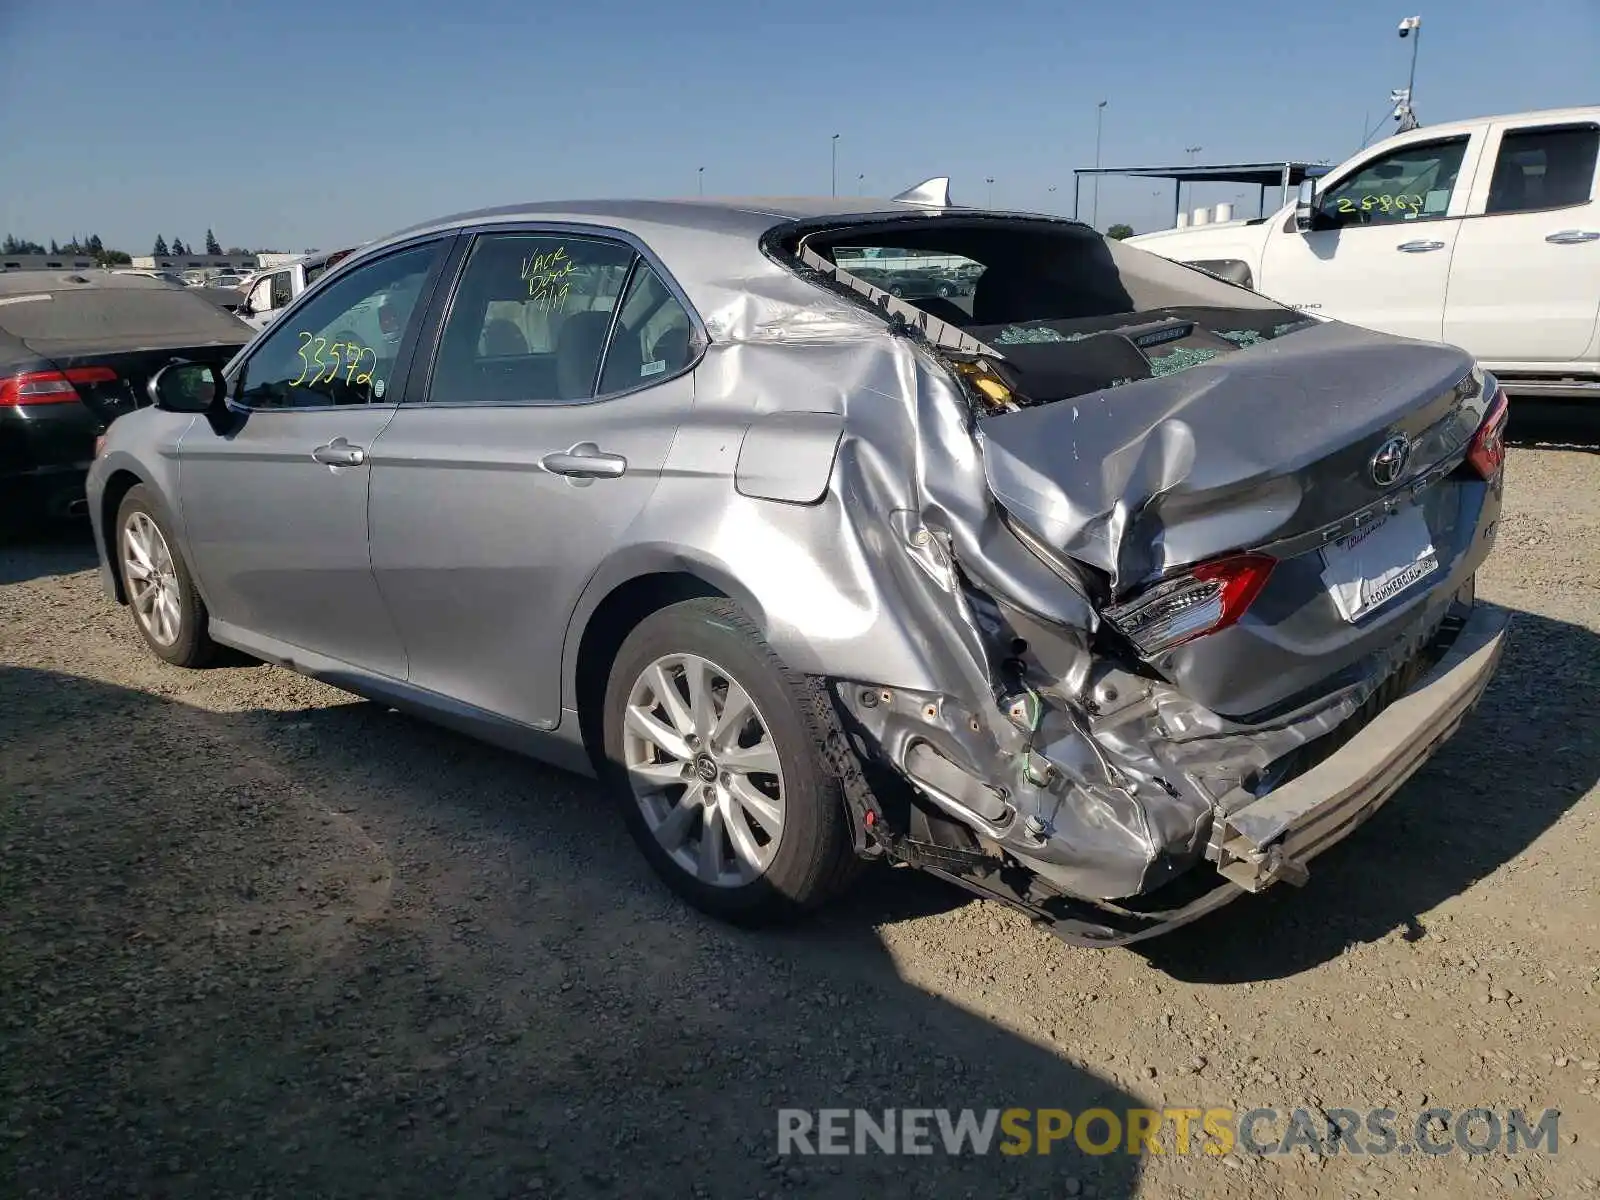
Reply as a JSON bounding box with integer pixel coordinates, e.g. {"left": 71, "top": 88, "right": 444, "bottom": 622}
{"left": 556, "top": 311, "right": 614, "bottom": 399}
{"left": 480, "top": 317, "right": 529, "bottom": 358}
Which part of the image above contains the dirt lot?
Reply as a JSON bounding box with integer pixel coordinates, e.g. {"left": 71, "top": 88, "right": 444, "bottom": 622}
{"left": 3, "top": 412, "right": 1598, "bottom": 1199}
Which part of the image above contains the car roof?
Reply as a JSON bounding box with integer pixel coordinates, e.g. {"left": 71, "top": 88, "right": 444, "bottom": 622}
{"left": 0, "top": 270, "right": 184, "bottom": 294}
{"left": 332, "top": 196, "right": 1086, "bottom": 338}
{"left": 1368, "top": 105, "right": 1600, "bottom": 150}
{"left": 373, "top": 196, "right": 1019, "bottom": 251}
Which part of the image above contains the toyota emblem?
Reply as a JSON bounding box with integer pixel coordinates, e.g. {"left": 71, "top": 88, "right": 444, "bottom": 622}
{"left": 1369, "top": 434, "right": 1411, "bottom": 488}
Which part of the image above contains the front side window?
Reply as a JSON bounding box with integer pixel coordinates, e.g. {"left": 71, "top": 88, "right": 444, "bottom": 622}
{"left": 1487, "top": 124, "right": 1599, "bottom": 214}
{"left": 429, "top": 233, "right": 635, "bottom": 404}
{"left": 236, "top": 242, "right": 440, "bottom": 409}
{"left": 1317, "top": 137, "right": 1469, "bottom": 227}
{"left": 269, "top": 272, "right": 293, "bottom": 308}
{"left": 246, "top": 277, "right": 273, "bottom": 313}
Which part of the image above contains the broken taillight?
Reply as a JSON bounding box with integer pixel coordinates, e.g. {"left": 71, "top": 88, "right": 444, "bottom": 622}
{"left": 1105, "top": 552, "right": 1276, "bottom": 657}
{"left": 1465, "top": 385, "right": 1509, "bottom": 481}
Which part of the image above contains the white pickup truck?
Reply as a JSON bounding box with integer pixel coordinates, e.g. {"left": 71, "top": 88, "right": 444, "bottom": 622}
{"left": 1127, "top": 107, "right": 1600, "bottom": 399}
{"left": 238, "top": 247, "right": 359, "bottom": 331}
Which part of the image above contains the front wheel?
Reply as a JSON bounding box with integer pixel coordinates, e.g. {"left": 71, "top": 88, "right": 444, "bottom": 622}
{"left": 116, "top": 485, "right": 215, "bottom": 668}
{"left": 602, "top": 598, "right": 857, "bottom": 924}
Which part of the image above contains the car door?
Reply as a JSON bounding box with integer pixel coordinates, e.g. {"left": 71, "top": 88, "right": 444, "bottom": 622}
{"left": 177, "top": 238, "right": 451, "bottom": 677}
{"left": 1258, "top": 132, "right": 1482, "bottom": 342}
{"left": 368, "top": 228, "right": 698, "bottom": 729}
{"left": 242, "top": 273, "right": 276, "bottom": 330}
{"left": 1443, "top": 119, "right": 1600, "bottom": 365}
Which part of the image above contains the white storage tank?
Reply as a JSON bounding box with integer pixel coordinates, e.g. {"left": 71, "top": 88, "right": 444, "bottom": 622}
{"left": 1192, "top": 206, "right": 1211, "bottom": 226}
{"left": 1213, "top": 202, "right": 1234, "bottom": 223}
{"left": 1175, "top": 211, "right": 1191, "bottom": 228}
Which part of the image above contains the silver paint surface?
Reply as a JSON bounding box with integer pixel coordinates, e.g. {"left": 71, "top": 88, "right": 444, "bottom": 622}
{"left": 86, "top": 197, "right": 1503, "bottom": 912}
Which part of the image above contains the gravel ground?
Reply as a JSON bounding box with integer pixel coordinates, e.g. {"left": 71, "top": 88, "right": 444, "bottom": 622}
{"left": 3, "top": 412, "right": 1597, "bottom": 1199}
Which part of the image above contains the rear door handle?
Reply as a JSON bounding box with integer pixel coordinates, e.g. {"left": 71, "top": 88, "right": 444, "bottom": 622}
{"left": 1396, "top": 240, "right": 1446, "bottom": 253}
{"left": 540, "top": 442, "right": 627, "bottom": 480}
{"left": 311, "top": 437, "right": 366, "bottom": 467}
{"left": 1545, "top": 229, "right": 1600, "bottom": 245}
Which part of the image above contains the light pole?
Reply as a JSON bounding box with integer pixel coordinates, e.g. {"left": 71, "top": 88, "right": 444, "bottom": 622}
{"left": 857, "top": 172, "right": 865, "bottom": 195}
{"left": 831, "top": 133, "right": 840, "bottom": 197}
{"left": 697, "top": 166, "right": 704, "bottom": 197}
{"left": 986, "top": 177, "right": 995, "bottom": 207}
{"left": 1047, "top": 184, "right": 1057, "bottom": 210}
{"left": 1185, "top": 145, "right": 1203, "bottom": 161}
{"left": 1396, "top": 15, "right": 1422, "bottom": 130}
{"left": 1092, "top": 100, "right": 1108, "bottom": 229}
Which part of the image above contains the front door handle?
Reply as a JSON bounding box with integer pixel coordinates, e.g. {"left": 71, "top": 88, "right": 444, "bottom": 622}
{"left": 1546, "top": 229, "right": 1600, "bottom": 245}
{"left": 1396, "top": 240, "right": 1446, "bottom": 253}
{"left": 311, "top": 437, "right": 366, "bottom": 467}
{"left": 540, "top": 442, "right": 627, "bottom": 480}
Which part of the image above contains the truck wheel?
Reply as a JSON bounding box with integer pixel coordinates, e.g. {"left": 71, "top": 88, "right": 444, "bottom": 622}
{"left": 602, "top": 598, "right": 856, "bottom": 924}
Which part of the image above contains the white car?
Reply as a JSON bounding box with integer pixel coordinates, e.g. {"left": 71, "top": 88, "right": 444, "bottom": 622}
{"left": 1127, "top": 107, "right": 1600, "bottom": 399}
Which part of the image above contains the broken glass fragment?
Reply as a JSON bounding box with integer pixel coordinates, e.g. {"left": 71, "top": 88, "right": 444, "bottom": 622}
{"left": 993, "top": 326, "right": 1069, "bottom": 345}
{"left": 1147, "top": 346, "right": 1222, "bottom": 377}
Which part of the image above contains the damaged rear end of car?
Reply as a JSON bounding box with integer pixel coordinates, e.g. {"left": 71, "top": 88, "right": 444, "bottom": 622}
{"left": 760, "top": 209, "right": 1510, "bottom": 945}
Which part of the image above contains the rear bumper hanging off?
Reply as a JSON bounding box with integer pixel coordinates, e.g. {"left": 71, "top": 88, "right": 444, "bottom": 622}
{"left": 1206, "top": 602, "right": 1510, "bottom": 892}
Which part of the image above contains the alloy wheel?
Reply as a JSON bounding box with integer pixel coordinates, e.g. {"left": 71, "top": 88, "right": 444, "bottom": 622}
{"left": 122, "top": 511, "right": 182, "bottom": 646}
{"left": 622, "top": 652, "right": 786, "bottom": 888}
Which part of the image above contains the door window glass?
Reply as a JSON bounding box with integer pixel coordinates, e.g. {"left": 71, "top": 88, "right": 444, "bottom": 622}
{"left": 1317, "top": 137, "right": 1468, "bottom": 227}
{"left": 1486, "top": 125, "right": 1599, "bottom": 214}
{"left": 428, "top": 233, "right": 634, "bottom": 404}
{"left": 236, "top": 243, "right": 440, "bottom": 409}
{"left": 270, "top": 271, "right": 293, "bottom": 308}
{"left": 597, "top": 265, "right": 696, "bottom": 394}
{"left": 247, "top": 276, "right": 273, "bottom": 314}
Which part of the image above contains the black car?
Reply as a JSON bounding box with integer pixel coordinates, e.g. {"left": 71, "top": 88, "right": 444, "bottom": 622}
{"left": 0, "top": 271, "right": 251, "bottom": 520}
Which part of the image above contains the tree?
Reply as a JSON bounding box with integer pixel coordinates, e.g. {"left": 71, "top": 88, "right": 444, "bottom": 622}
{"left": 171, "top": 237, "right": 188, "bottom": 255}
{"left": 153, "top": 235, "right": 169, "bottom": 256}
{"left": 1106, "top": 223, "right": 1135, "bottom": 240}
{"left": 101, "top": 249, "right": 132, "bottom": 266}
{"left": 88, "top": 234, "right": 104, "bottom": 256}
{"left": 49, "top": 239, "right": 60, "bottom": 254}
{"left": 205, "top": 228, "right": 222, "bottom": 255}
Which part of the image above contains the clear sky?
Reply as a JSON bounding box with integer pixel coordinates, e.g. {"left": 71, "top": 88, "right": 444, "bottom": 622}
{"left": 1, "top": 0, "right": 1596, "bottom": 253}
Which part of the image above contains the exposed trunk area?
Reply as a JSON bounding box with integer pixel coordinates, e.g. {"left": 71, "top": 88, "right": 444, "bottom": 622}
{"left": 979, "top": 319, "right": 1480, "bottom": 589}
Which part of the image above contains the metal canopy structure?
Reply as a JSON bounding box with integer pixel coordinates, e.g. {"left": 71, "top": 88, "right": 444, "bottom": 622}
{"left": 1072, "top": 161, "right": 1333, "bottom": 229}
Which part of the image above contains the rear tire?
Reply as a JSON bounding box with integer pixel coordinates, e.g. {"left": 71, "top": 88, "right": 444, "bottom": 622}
{"left": 116, "top": 484, "right": 215, "bottom": 668}
{"left": 602, "top": 598, "right": 856, "bottom": 925}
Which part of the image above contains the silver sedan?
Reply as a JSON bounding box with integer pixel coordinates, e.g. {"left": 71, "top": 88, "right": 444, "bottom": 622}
{"left": 87, "top": 186, "right": 1510, "bottom": 944}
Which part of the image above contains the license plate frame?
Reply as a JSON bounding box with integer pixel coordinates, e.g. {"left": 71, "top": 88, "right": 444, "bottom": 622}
{"left": 1320, "top": 506, "right": 1440, "bottom": 623}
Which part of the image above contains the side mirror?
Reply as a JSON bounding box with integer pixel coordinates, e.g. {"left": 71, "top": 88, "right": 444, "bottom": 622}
{"left": 1294, "top": 179, "right": 1318, "bottom": 232}
{"left": 148, "top": 360, "right": 225, "bottom": 413}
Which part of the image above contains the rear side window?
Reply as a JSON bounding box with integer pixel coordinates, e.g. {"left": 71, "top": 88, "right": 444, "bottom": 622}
{"left": 1486, "top": 124, "right": 1599, "bottom": 214}
{"left": 597, "top": 265, "right": 695, "bottom": 394}
{"left": 270, "top": 272, "right": 292, "bottom": 308}
{"left": 428, "top": 233, "right": 634, "bottom": 405}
